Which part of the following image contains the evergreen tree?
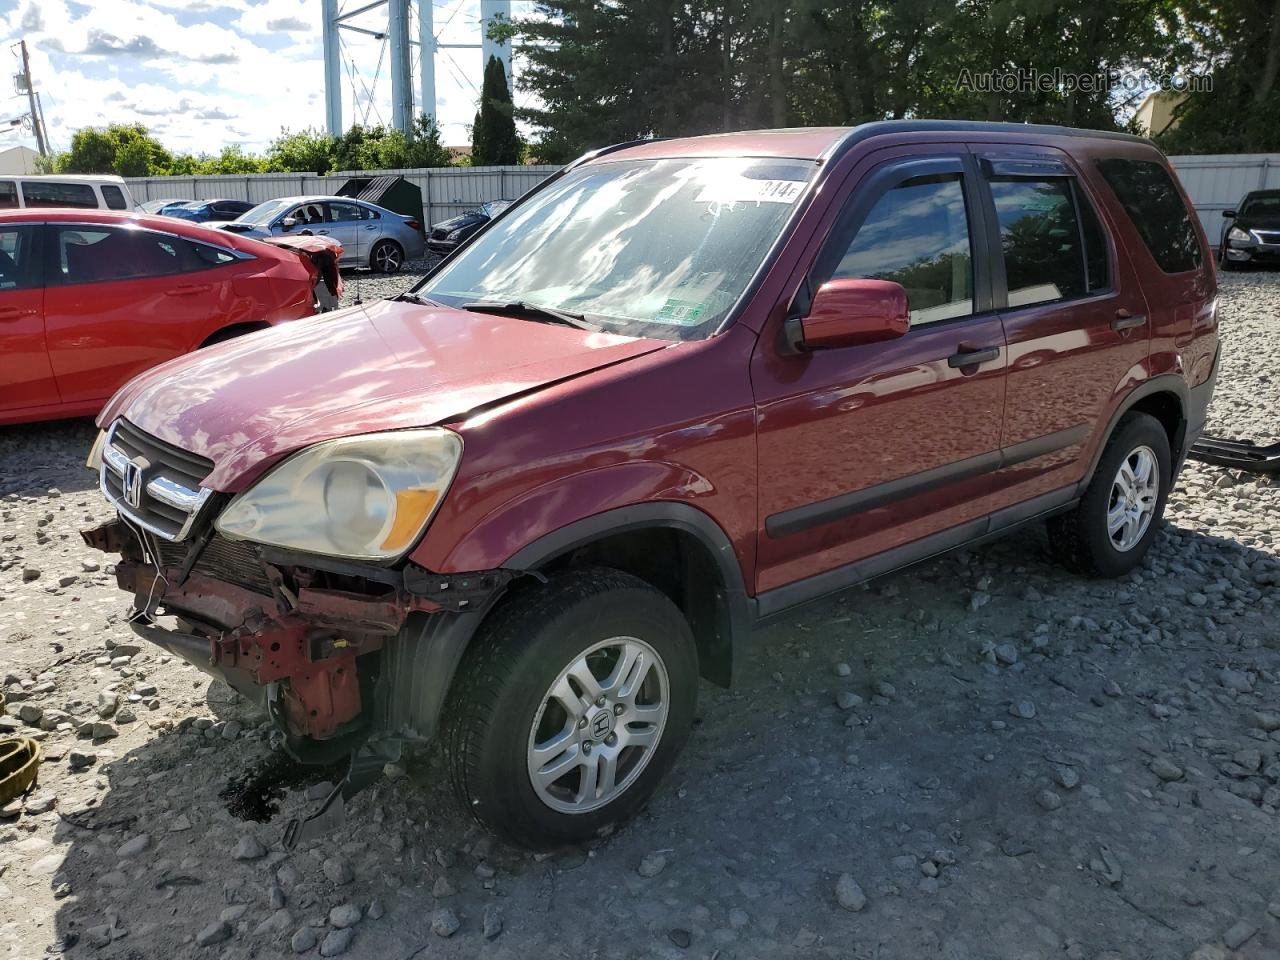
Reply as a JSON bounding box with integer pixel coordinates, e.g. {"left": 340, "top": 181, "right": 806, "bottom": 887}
{"left": 471, "top": 55, "right": 520, "bottom": 165}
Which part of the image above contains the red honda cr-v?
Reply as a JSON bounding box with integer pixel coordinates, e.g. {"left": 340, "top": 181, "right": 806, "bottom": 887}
{"left": 83, "top": 121, "right": 1218, "bottom": 848}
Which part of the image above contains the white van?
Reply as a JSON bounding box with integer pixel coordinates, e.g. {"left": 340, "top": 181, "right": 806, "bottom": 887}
{"left": 0, "top": 174, "right": 136, "bottom": 212}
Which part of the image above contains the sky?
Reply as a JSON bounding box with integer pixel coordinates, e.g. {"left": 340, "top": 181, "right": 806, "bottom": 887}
{"left": 0, "top": 0, "right": 534, "bottom": 157}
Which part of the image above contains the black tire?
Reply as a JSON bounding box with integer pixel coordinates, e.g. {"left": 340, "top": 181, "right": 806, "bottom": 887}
{"left": 1218, "top": 246, "right": 1239, "bottom": 271}
{"left": 1047, "top": 412, "right": 1171, "bottom": 577}
{"left": 443, "top": 568, "right": 698, "bottom": 848}
{"left": 370, "top": 239, "right": 403, "bottom": 274}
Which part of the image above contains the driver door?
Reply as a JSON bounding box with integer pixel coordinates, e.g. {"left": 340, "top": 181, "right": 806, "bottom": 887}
{"left": 751, "top": 148, "right": 1009, "bottom": 601}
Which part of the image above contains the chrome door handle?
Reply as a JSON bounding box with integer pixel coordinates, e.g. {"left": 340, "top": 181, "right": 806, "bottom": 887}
{"left": 1112, "top": 311, "right": 1146, "bottom": 332}
{"left": 947, "top": 346, "right": 999, "bottom": 368}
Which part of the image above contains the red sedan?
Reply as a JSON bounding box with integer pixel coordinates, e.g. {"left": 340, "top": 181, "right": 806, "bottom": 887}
{"left": 0, "top": 209, "right": 323, "bottom": 426}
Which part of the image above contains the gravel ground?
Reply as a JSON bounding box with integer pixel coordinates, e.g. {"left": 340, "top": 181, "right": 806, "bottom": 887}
{"left": 2, "top": 272, "right": 1279, "bottom": 960}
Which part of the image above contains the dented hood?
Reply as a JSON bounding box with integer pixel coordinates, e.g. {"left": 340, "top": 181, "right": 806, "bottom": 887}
{"left": 99, "top": 298, "right": 666, "bottom": 491}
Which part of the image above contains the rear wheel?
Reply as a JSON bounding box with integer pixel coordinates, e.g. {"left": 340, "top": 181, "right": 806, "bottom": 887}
{"left": 1047, "top": 412, "right": 1171, "bottom": 577}
{"left": 370, "top": 239, "right": 403, "bottom": 274}
{"left": 443, "top": 568, "right": 698, "bottom": 848}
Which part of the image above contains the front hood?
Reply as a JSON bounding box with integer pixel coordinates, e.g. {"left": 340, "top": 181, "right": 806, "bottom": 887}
{"left": 100, "top": 299, "right": 667, "bottom": 491}
{"left": 433, "top": 214, "right": 480, "bottom": 232}
{"left": 215, "top": 221, "right": 267, "bottom": 235}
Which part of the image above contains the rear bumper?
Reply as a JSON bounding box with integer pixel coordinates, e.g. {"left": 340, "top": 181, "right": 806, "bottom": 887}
{"left": 1181, "top": 347, "right": 1219, "bottom": 471}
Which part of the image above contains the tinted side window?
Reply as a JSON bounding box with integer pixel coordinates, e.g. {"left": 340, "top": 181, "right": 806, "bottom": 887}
{"left": 1096, "top": 158, "right": 1202, "bottom": 273}
{"left": 0, "top": 225, "right": 39, "bottom": 289}
{"left": 22, "top": 181, "right": 98, "bottom": 208}
{"left": 100, "top": 185, "right": 129, "bottom": 210}
{"left": 51, "top": 226, "right": 194, "bottom": 284}
{"left": 0, "top": 181, "right": 17, "bottom": 209}
{"left": 833, "top": 176, "right": 974, "bottom": 326}
{"left": 188, "top": 240, "right": 240, "bottom": 267}
{"left": 990, "top": 178, "right": 1090, "bottom": 307}
{"left": 328, "top": 201, "right": 365, "bottom": 222}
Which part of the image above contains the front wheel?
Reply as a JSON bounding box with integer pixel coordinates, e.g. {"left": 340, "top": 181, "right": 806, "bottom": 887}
{"left": 1047, "top": 412, "right": 1171, "bottom": 577}
{"left": 370, "top": 239, "right": 404, "bottom": 274}
{"left": 443, "top": 568, "right": 698, "bottom": 848}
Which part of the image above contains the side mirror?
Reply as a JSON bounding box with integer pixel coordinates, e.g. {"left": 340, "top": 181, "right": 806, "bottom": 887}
{"left": 789, "top": 278, "right": 910, "bottom": 351}
{"left": 1222, "top": 210, "right": 1236, "bottom": 218}
{"left": 281, "top": 217, "right": 297, "bottom": 231}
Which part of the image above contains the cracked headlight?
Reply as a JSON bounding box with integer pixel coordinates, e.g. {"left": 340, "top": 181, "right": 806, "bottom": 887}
{"left": 1227, "top": 226, "right": 1253, "bottom": 243}
{"left": 215, "top": 429, "right": 462, "bottom": 560}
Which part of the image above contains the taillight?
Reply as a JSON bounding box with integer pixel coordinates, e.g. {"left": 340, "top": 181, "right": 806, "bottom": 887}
{"left": 405, "top": 219, "right": 422, "bottom": 231}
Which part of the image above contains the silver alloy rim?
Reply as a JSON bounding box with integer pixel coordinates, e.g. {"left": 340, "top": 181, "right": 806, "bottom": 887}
{"left": 375, "top": 243, "right": 400, "bottom": 272}
{"left": 526, "top": 636, "right": 669, "bottom": 815}
{"left": 1108, "top": 444, "right": 1159, "bottom": 552}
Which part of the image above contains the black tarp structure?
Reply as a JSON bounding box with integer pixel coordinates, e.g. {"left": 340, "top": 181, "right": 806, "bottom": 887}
{"left": 334, "top": 175, "right": 424, "bottom": 234}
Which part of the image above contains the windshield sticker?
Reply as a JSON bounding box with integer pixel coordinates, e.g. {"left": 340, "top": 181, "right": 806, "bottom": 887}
{"left": 695, "top": 177, "right": 804, "bottom": 206}
{"left": 653, "top": 299, "right": 708, "bottom": 326}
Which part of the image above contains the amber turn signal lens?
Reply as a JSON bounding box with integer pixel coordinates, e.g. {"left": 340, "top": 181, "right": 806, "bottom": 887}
{"left": 380, "top": 487, "right": 440, "bottom": 553}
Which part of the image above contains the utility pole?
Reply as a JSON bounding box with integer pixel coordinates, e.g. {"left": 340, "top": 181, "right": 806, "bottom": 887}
{"left": 18, "top": 40, "right": 46, "bottom": 156}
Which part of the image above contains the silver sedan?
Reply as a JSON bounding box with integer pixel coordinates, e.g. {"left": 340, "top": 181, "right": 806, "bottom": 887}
{"left": 209, "top": 196, "right": 426, "bottom": 273}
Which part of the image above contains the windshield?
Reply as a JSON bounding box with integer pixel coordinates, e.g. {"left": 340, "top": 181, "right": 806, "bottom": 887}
{"left": 1241, "top": 195, "right": 1280, "bottom": 218}
{"left": 420, "top": 156, "right": 816, "bottom": 341}
{"left": 237, "top": 199, "right": 292, "bottom": 226}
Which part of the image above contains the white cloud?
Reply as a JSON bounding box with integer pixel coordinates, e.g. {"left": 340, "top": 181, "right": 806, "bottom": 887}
{"left": 0, "top": 0, "right": 533, "bottom": 158}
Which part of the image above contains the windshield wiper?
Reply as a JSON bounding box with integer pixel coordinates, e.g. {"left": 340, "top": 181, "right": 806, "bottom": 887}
{"left": 395, "top": 292, "right": 444, "bottom": 306}
{"left": 462, "top": 300, "right": 597, "bottom": 331}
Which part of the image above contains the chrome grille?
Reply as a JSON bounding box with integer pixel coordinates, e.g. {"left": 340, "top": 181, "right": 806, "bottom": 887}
{"left": 100, "top": 419, "right": 214, "bottom": 541}
{"left": 1252, "top": 229, "right": 1280, "bottom": 244}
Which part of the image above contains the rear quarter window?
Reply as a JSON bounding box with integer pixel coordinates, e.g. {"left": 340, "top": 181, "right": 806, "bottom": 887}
{"left": 1095, "top": 158, "right": 1202, "bottom": 273}
{"left": 100, "top": 184, "right": 129, "bottom": 210}
{"left": 21, "top": 181, "right": 99, "bottom": 209}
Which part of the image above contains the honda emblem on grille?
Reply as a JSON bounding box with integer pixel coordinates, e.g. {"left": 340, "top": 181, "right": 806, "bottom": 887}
{"left": 123, "top": 458, "right": 145, "bottom": 509}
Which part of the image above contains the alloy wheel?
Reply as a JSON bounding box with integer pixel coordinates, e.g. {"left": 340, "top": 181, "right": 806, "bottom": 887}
{"left": 526, "top": 636, "right": 669, "bottom": 814}
{"left": 374, "top": 242, "right": 401, "bottom": 272}
{"left": 1107, "top": 444, "right": 1159, "bottom": 552}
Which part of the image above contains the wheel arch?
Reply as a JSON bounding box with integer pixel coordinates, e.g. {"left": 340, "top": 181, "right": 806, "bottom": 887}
{"left": 374, "top": 504, "right": 752, "bottom": 745}
{"left": 1081, "top": 375, "right": 1189, "bottom": 491}
{"left": 199, "top": 320, "right": 270, "bottom": 348}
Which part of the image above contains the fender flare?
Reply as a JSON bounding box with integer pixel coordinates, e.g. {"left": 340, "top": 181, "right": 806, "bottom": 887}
{"left": 1079, "top": 374, "right": 1190, "bottom": 490}
{"left": 375, "top": 503, "right": 753, "bottom": 742}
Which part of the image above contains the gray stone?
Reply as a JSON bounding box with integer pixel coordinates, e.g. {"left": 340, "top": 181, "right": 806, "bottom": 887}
{"left": 1218, "top": 668, "right": 1253, "bottom": 693}
{"left": 834, "top": 662, "right": 852, "bottom": 677}
{"left": 1036, "top": 789, "right": 1063, "bottom": 811}
{"left": 1150, "top": 757, "right": 1184, "bottom": 782}
{"left": 1009, "top": 700, "right": 1037, "bottom": 719}
{"left": 195, "top": 921, "right": 232, "bottom": 947}
{"left": 320, "top": 927, "right": 355, "bottom": 956}
{"left": 323, "top": 857, "right": 354, "bottom": 884}
{"left": 329, "top": 903, "right": 362, "bottom": 929}
{"left": 482, "top": 903, "right": 503, "bottom": 940}
{"left": 116, "top": 834, "right": 150, "bottom": 858}
{"left": 291, "top": 927, "right": 317, "bottom": 953}
{"left": 638, "top": 852, "right": 667, "bottom": 877}
{"left": 1222, "top": 921, "right": 1258, "bottom": 950}
{"left": 835, "top": 873, "right": 867, "bottom": 912}
{"left": 365, "top": 898, "right": 384, "bottom": 920}
{"left": 431, "top": 875, "right": 456, "bottom": 897}
{"left": 233, "top": 835, "right": 268, "bottom": 861}
{"left": 835, "top": 690, "right": 863, "bottom": 710}
{"left": 1054, "top": 766, "right": 1081, "bottom": 790}
{"left": 253, "top": 909, "right": 294, "bottom": 937}
{"left": 994, "top": 643, "right": 1019, "bottom": 665}
{"left": 17, "top": 703, "right": 42, "bottom": 725}
{"left": 432, "top": 907, "right": 461, "bottom": 937}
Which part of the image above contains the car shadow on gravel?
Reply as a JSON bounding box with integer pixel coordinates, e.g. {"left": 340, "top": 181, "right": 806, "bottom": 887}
{"left": 1, "top": 419, "right": 100, "bottom": 498}
{"left": 38, "top": 516, "right": 1280, "bottom": 959}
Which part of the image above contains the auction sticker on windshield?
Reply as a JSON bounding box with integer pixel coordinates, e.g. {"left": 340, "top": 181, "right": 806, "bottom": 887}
{"left": 695, "top": 177, "right": 805, "bottom": 206}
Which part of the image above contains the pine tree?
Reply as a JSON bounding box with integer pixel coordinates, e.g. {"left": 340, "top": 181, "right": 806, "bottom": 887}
{"left": 471, "top": 56, "right": 520, "bottom": 165}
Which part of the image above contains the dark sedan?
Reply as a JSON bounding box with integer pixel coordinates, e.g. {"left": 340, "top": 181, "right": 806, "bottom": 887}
{"left": 162, "top": 199, "right": 256, "bottom": 223}
{"left": 1220, "top": 190, "right": 1280, "bottom": 268}
{"left": 427, "top": 199, "right": 512, "bottom": 255}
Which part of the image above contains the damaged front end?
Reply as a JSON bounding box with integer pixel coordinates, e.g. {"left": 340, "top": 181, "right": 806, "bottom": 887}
{"left": 83, "top": 419, "right": 516, "bottom": 841}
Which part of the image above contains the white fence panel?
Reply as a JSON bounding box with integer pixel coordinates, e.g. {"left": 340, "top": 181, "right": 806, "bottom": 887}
{"left": 124, "top": 165, "right": 559, "bottom": 226}
{"left": 1168, "top": 154, "right": 1280, "bottom": 238}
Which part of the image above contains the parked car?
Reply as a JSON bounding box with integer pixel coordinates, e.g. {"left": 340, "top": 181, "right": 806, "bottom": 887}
{"left": 161, "top": 198, "right": 256, "bottom": 223}
{"left": 84, "top": 121, "right": 1217, "bottom": 849}
{"left": 0, "top": 174, "right": 135, "bottom": 212}
{"left": 1218, "top": 189, "right": 1280, "bottom": 268}
{"left": 212, "top": 196, "right": 424, "bottom": 272}
{"left": 427, "top": 199, "right": 513, "bottom": 255}
{"left": 139, "top": 197, "right": 189, "bottom": 214}
{"left": 0, "top": 209, "right": 325, "bottom": 426}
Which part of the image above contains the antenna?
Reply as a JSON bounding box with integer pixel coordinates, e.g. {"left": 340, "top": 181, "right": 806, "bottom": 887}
{"left": 352, "top": 200, "right": 363, "bottom": 306}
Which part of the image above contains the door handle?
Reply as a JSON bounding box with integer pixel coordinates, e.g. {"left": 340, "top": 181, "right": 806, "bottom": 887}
{"left": 1112, "top": 310, "right": 1146, "bottom": 332}
{"left": 0, "top": 306, "right": 32, "bottom": 321}
{"left": 947, "top": 346, "right": 999, "bottom": 368}
{"left": 167, "top": 284, "right": 212, "bottom": 296}
{"left": 363, "top": 225, "right": 377, "bottom": 231}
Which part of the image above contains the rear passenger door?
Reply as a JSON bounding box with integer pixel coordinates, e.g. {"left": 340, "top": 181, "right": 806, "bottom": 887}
{"left": 325, "top": 201, "right": 375, "bottom": 264}
{"left": 973, "top": 149, "right": 1150, "bottom": 504}
{"left": 42, "top": 224, "right": 221, "bottom": 404}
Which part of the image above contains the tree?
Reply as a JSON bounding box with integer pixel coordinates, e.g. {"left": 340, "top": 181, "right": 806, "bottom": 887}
{"left": 268, "top": 128, "right": 338, "bottom": 174}
{"left": 472, "top": 56, "right": 520, "bottom": 165}
{"left": 55, "top": 123, "right": 172, "bottom": 176}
